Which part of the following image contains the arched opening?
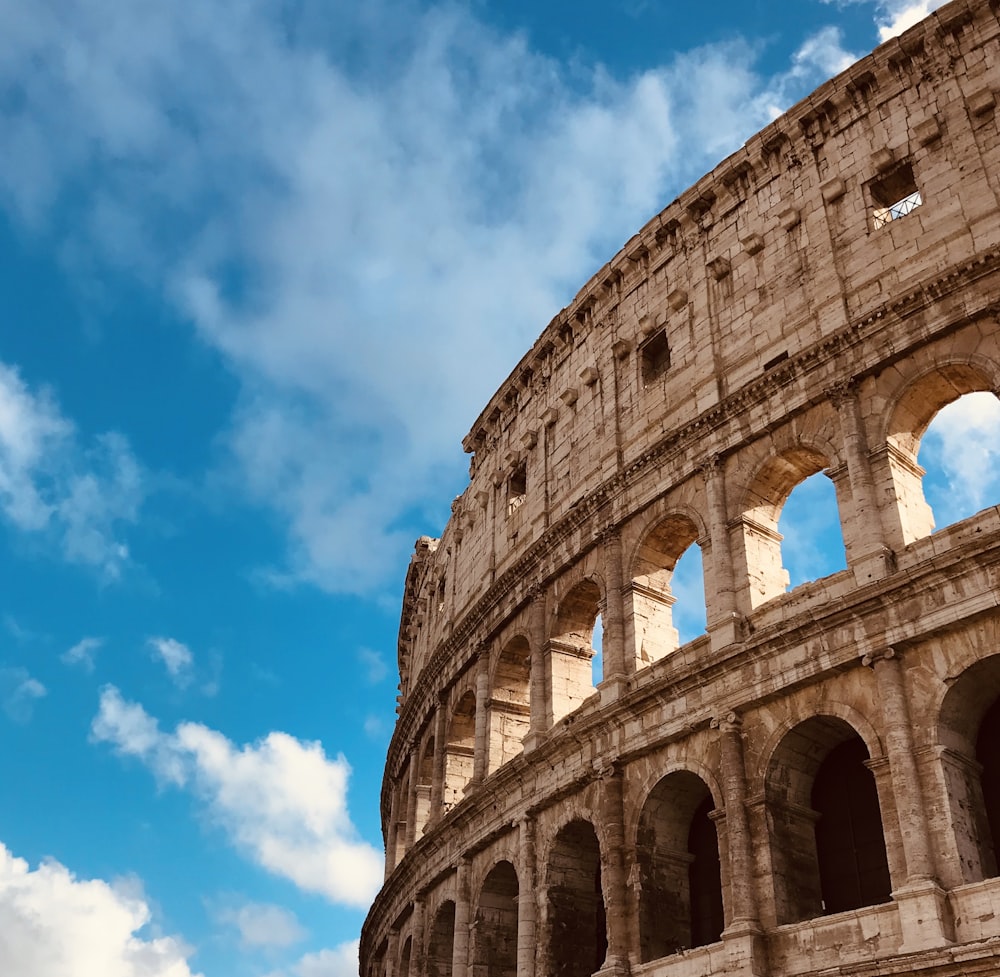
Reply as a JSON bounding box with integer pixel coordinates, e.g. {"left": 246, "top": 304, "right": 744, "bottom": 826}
{"left": 398, "top": 936, "right": 412, "bottom": 977}
{"left": 427, "top": 901, "right": 455, "bottom": 977}
{"left": 636, "top": 771, "right": 723, "bottom": 961}
{"left": 444, "top": 691, "right": 476, "bottom": 810}
{"left": 776, "top": 472, "right": 848, "bottom": 588}
{"left": 628, "top": 513, "right": 706, "bottom": 668}
{"left": 885, "top": 366, "right": 997, "bottom": 544}
{"left": 489, "top": 638, "right": 530, "bottom": 774}
{"left": 592, "top": 613, "right": 603, "bottom": 685}
{"left": 938, "top": 655, "right": 1000, "bottom": 883}
{"left": 473, "top": 861, "right": 518, "bottom": 977}
{"left": 917, "top": 390, "right": 1000, "bottom": 533}
{"left": 739, "top": 447, "right": 844, "bottom": 609}
{"left": 549, "top": 580, "right": 602, "bottom": 723}
{"left": 415, "top": 736, "right": 435, "bottom": 837}
{"left": 545, "top": 819, "right": 607, "bottom": 977}
{"left": 766, "top": 716, "right": 891, "bottom": 924}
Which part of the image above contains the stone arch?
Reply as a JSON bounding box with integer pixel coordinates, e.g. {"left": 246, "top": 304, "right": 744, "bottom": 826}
{"left": 472, "top": 860, "right": 519, "bottom": 977}
{"left": 937, "top": 653, "right": 1000, "bottom": 883}
{"left": 635, "top": 770, "right": 724, "bottom": 961}
{"left": 444, "top": 689, "right": 476, "bottom": 811}
{"left": 427, "top": 901, "right": 455, "bottom": 977}
{"left": 764, "top": 715, "right": 891, "bottom": 924}
{"left": 414, "top": 734, "right": 435, "bottom": 838}
{"left": 736, "top": 443, "right": 845, "bottom": 609}
{"left": 882, "top": 360, "right": 999, "bottom": 544}
{"left": 626, "top": 508, "right": 707, "bottom": 667}
{"left": 549, "top": 577, "right": 604, "bottom": 722}
{"left": 398, "top": 935, "right": 413, "bottom": 977}
{"left": 544, "top": 818, "right": 607, "bottom": 977}
{"left": 488, "top": 635, "right": 531, "bottom": 774}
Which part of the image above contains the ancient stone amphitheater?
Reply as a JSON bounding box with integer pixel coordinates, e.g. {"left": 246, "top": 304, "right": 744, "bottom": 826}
{"left": 360, "top": 2, "right": 1000, "bottom": 975}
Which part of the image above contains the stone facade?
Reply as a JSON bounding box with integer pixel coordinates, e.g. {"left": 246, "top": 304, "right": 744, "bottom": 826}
{"left": 360, "top": 2, "right": 1000, "bottom": 975}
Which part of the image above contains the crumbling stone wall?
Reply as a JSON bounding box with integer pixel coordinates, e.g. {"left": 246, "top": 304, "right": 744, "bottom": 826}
{"left": 363, "top": 2, "right": 1000, "bottom": 976}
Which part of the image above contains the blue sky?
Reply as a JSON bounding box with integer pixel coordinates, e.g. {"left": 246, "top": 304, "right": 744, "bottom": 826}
{"left": 3, "top": 1, "right": 998, "bottom": 975}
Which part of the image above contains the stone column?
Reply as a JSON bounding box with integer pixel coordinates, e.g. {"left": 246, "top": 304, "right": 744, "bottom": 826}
{"left": 452, "top": 857, "right": 472, "bottom": 977}
{"left": 411, "top": 896, "right": 426, "bottom": 977}
{"left": 831, "top": 380, "right": 894, "bottom": 582}
{"left": 385, "top": 785, "right": 400, "bottom": 880}
{"left": 472, "top": 646, "right": 491, "bottom": 785}
{"left": 714, "top": 714, "right": 759, "bottom": 925}
{"left": 525, "top": 587, "right": 549, "bottom": 751}
{"left": 598, "top": 763, "right": 631, "bottom": 976}
{"left": 430, "top": 695, "right": 448, "bottom": 825}
{"left": 386, "top": 929, "right": 400, "bottom": 977}
{"left": 517, "top": 816, "right": 538, "bottom": 977}
{"left": 701, "top": 457, "right": 743, "bottom": 649}
{"left": 713, "top": 713, "right": 767, "bottom": 977}
{"left": 405, "top": 747, "right": 420, "bottom": 848}
{"left": 863, "top": 648, "right": 953, "bottom": 950}
{"left": 600, "top": 529, "right": 631, "bottom": 705}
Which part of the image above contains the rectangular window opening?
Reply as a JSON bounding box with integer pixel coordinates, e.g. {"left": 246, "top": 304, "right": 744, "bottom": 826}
{"left": 640, "top": 329, "right": 671, "bottom": 386}
{"left": 870, "top": 163, "right": 922, "bottom": 229}
{"left": 507, "top": 463, "right": 527, "bottom": 516}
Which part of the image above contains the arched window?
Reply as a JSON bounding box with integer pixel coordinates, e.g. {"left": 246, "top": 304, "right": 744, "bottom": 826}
{"left": 489, "top": 638, "right": 530, "bottom": 774}
{"left": 444, "top": 691, "right": 476, "bottom": 810}
{"left": 884, "top": 366, "right": 998, "bottom": 544}
{"left": 918, "top": 390, "right": 1000, "bottom": 532}
{"left": 776, "top": 472, "right": 848, "bottom": 588}
{"left": 427, "top": 902, "right": 455, "bottom": 977}
{"left": 398, "top": 936, "right": 412, "bottom": 977}
{"left": 938, "top": 655, "right": 1000, "bottom": 884}
{"left": 739, "top": 448, "right": 845, "bottom": 609}
{"left": 628, "top": 513, "right": 706, "bottom": 668}
{"left": 473, "top": 862, "right": 518, "bottom": 977}
{"left": 636, "top": 771, "right": 723, "bottom": 961}
{"left": 549, "top": 580, "right": 602, "bottom": 722}
{"left": 545, "top": 820, "right": 607, "bottom": 977}
{"left": 766, "top": 717, "right": 891, "bottom": 923}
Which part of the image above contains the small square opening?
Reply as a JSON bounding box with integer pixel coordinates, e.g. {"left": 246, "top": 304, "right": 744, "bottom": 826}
{"left": 640, "top": 330, "right": 671, "bottom": 385}
{"left": 870, "top": 163, "right": 922, "bottom": 229}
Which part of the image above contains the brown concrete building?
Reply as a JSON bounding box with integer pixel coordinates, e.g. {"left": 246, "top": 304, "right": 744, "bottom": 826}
{"left": 360, "top": 1, "right": 1000, "bottom": 975}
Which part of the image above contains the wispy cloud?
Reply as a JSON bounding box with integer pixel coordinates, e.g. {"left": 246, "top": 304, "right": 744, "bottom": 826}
{"left": 0, "top": 2, "right": 863, "bottom": 596}
{"left": 820, "top": 0, "right": 948, "bottom": 42}
{"left": 263, "top": 940, "right": 360, "bottom": 977}
{"left": 0, "top": 361, "right": 144, "bottom": 579}
{"left": 214, "top": 899, "right": 306, "bottom": 949}
{"left": 91, "top": 685, "right": 382, "bottom": 907}
{"left": 357, "top": 648, "right": 388, "bottom": 685}
{"left": 61, "top": 636, "right": 104, "bottom": 672}
{"left": 0, "top": 667, "right": 47, "bottom": 724}
{"left": 148, "top": 636, "right": 194, "bottom": 689}
{"left": 0, "top": 843, "right": 199, "bottom": 977}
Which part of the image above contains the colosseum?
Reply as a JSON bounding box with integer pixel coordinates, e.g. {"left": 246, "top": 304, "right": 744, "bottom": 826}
{"left": 360, "top": 1, "right": 1000, "bottom": 975}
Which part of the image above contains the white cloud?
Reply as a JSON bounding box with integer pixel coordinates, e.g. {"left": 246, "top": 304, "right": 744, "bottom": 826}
{"left": 875, "top": 1, "right": 945, "bottom": 41}
{"left": 148, "top": 637, "right": 194, "bottom": 689}
{"left": 820, "top": 0, "right": 948, "bottom": 42}
{"left": 62, "top": 636, "right": 104, "bottom": 671}
{"left": 0, "top": 2, "right": 869, "bottom": 596}
{"left": 0, "top": 843, "right": 200, "bottom": 977}
{"left": 215, "top": 900, "right": 306, "bottom": 949}
{"left": 920, "top": 392, "right": 1000, "bottom": 526}
{"left": 263, "top": 941, "right": 360, "bottom": 977}
{"left": 0, "top": 361, "right": 144, "bottom": 579}
{"left": 91, "top": 686, "right": 383, "bottom": 907}
{"left": 0, "top": 667, "right": 47, "bottom": 723}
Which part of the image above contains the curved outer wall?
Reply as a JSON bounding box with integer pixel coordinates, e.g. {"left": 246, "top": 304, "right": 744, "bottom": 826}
{"left": 363, "top": 3, "right": 1000, "bottom": 976}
